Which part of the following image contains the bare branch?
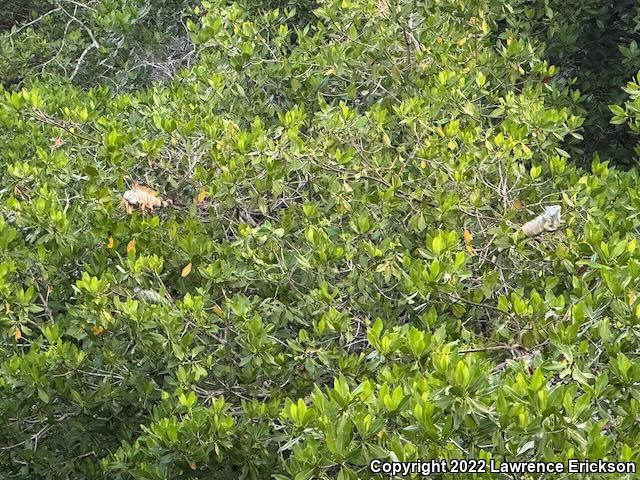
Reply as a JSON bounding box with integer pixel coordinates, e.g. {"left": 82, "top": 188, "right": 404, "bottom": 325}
{"left": 70, "top": 41, "right": 98, "bottom": 80}
{"left": 6, "top": 7, "right": 62, "bottom": 38}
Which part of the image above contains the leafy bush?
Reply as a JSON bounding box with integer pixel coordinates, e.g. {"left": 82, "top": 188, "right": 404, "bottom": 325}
{"left": 499, "top": 0, "right": 640, "bottom": 165}
{"left": 1, "top": 0, "right": 640, "bottom": 479}
{"left": 611, "top": 72, "right": 640, "bottom": 161}
{"left": 0, "top": 0, "right": 196, "bottom": 89}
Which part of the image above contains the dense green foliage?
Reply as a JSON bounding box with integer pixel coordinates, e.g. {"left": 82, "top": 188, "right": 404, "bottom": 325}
{"left": 502, "top": 0, "right": 640, "bottom": 165}
{"left": 0, "top": 0, "right": 195, "bottom": 89}
{"left": 1, "top": 0, "right": 640, "bottom": 479}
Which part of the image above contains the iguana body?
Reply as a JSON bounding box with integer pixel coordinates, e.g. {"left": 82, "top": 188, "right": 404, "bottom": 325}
{"left": 120, "top": 183, "right": 171, "bottom": 214}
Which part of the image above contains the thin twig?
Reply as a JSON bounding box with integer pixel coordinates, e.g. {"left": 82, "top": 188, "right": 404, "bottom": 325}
{"left": 459, "top": 345, "right": 516, "bottom": 354}
{"left": 6, "top": 8, "right": 62, "bottom": 38}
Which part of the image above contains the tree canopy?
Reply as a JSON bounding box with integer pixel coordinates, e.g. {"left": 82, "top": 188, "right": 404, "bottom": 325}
{"left": 1, "top": 1, "right": 640, "bottom": 478}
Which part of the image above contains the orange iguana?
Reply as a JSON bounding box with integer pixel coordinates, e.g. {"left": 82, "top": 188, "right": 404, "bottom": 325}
{"left": 119, "top": 183, "right": 172, "bottom": 214}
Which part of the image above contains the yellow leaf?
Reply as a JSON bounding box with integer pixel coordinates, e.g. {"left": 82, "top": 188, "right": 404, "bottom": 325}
{"left": 92, "top": 325, "right": 105, "bottom": 336}
{"left": 382, "top": 132, "right": 391, "bottom": 147}
{"left": 189, "top": 463, "right": 197, "bottom": 470}
{"left": 463, "top": 228, "right": 474, "bottom": 255}
{"left": 212, "top": 304, "right": 224, "bottom": 317}
{"left": 457, "top": 37, "right": 467, "bottom": 46}
{"left": 628, "top": 238, "right": 636, "bottom": 253}
{"left": 181, "top": 262, "right": 193, "bottom": 277}
{"left": 14, "top": 327, "right": 21, "bottom": 341}
{"left": 481, "top": 18, "right": 489, "bottom": 34}
{"left": 107, "top": 236, "right": 114, "bottom": 249}
{"left": 513, "top": 198, "right": 523, "bottom": 210}
{"left": 324, "top": 66, "right": 336, "bottom": 76}
{"left": 420, "top": 160, "right": 427, "bottom": 169}
{"left": 196, "top": 191, "right": 208, "bottom": 203}
{"left": 447, "top": 139, "right": 457, "bottom": 150}
{"left": 127, "top": 239, "right": 136, "bottom": 254}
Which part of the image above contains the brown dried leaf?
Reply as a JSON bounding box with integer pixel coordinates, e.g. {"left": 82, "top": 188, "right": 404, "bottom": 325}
{"left": 377, "top": 0, "right": 390, "bottom": 18}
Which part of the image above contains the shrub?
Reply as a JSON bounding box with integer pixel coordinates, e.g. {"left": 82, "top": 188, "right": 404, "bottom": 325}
{"left": 1, "top": 0, "right": 640, "bottom": 479}
{"left": 499, "top": 0, "right": 640, "bottom": 165}
{"left": 0, "top": 0, "right": 196, "bottom": 89}
{"left": 611, "top": 71, "right": 640, "bottom": 161}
